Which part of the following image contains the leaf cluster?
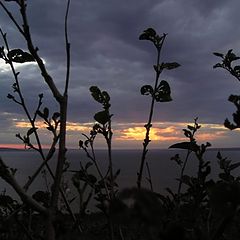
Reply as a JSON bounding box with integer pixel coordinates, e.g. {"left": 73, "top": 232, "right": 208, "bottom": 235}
{"left": 0, "top": 47, "right": 34, "bottom": 64}
{"left": 141, "top": 80, "right": 172, "bottom": 102}
{"left": 213, "top": 50, "right": 240, "bottom": 80}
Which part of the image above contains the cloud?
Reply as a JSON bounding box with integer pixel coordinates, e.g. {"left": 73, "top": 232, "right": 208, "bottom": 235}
{"left": 1, "top": 0, "right": 240, "bottom": 148}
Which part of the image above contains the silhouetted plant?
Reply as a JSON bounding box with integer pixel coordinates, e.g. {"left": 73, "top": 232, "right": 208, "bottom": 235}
{"left": 78, "top": 86, "right": 119, "bottom": 239}
{"left": 214, "top": 50, "right": 240, "bottom": 130}
{"left": 137, "top": 28, "right": 180, "bottom": 189}
{"left": 0, "top": 0, "right": 83, "bottom": 239}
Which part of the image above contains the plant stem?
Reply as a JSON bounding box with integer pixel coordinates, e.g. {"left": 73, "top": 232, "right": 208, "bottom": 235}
{"left": 146, "top": 162, "right": 153, "bottom": 191}
{"left": 137, "top": 36, "right": 165, "bottom": 189}
{"left": 177, "top": 150, "right": 191, "bottom": 199}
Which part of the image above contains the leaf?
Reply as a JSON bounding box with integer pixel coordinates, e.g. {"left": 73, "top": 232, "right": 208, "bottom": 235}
{"left": 7, "top": 93, "right": 14, "bottom": 99}
{"left": 183, "top": 129, "right": 192, "bottom": 138}
{"left": 52, "top": 112, "right": 60, "bottom": 121}
{"left": 32, "top": 191, "right": 50, "bottom": 206}
{"left": 216, "top": 151, "right": 222, "bottom": 160}
{"left": 85, "top": 162, "right": 93, "bottom": 170}
{"left": 90, "top": 86, "right": 103, "bottom": 103}
{"left": 43, "top": 107, "right": 49, "bottom": 119}
{"left": 181, "top": 175, "right": 192, "bottom": 186}
{"left": 36, "top": 110, "right": 45, "bottom": 119}
{"left": 162, "top": 62, "right": 181, "bottom": 70}
{"left": 234, "top": 65, "right": 240, "bottom": 72}
{"left": 139, "top": 28, "right": 156, "bottom": 40}
{"left": 229, "top": 162, "right": 240, "bottom": 171}
{"left": 140, "top": 85, "right": 153, "bottom": 96}
{"left": 88, "top": 174, "right": 97, "bottom": 184}
{"left": 154, "top": 80, "right": 172, "bottom": 102}
{"left": 46, "top": 125, "right": 54, "bottom": 132}
{"left": 79, "top": 140, "right": 84, "bottom": 148}
{"left": 94, "top": 110, "right": 110, "bottom": 125}
{"left": 27, "top": 127, "right": 37, "bottom": 136}
{"left": 90, "top": 86, "right": 110, "bottom": 108}
{"left": 213, "top": 63, "right": 222, "bottom": 69}
{"left": 102, "top": 91, "right": 110, "bottom": 102}
{"left": 169, "top": 141, "right": 199, "bottom": 152}
{"left": 187, "top": 125, "right": 195, "bottom": 131}
{"left": 145, "top": 28, "right": 156, "bottom": 36}
{"left": 213, "top": 52, "right": 224, "bottom": 58}
{"left": 224, "top": 118, "right": 236, "bottom": 130}
{"left": 139, "top": 32, "right": 149, "bottom": 40}
{"left": 7, "top": 49, "right": 35, "bottom": 63}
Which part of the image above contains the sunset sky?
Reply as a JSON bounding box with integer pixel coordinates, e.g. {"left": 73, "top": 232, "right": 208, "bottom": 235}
{"left": 1, "top": 0, "right": 240, "bottom": 149}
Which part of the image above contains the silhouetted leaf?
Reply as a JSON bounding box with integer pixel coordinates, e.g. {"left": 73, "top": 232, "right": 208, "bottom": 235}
{"left": 90, "top": 86, "right": 111, "bottom": 109}
{"left": 52, "top": 112, "right": 60, "bottom": 121}
{"left": 139, "top": 32, "right": 149, "bottom": 40}
{"left": 154, "top": 80, "right": 172, "bottom": 102}
{"left": 7, "top": 49, "right": 35, "bottom": 63}
{"left": 234, "top": 65, "right": 240, "bottom": 72}
{"left": 85, "top": 162, "right": 93, "bottom": 170}
{"left": 79, "top": 140, "right": 84, "bottom": 148}
{"left": 140, "top": 85, "right": 153, "bottom": 96}
{"left": 27, "top": 127, "right": 37, "bottom": 136}
{"left": 32, "top": 191, "right": 50, "bottom": 206}
{"left": 94, "top": 110, "right": 109, "bottom": 125}
{"left": 229, "top": 162, "right": 240, "bottom": 171}
{"left": 213, "top": 63, "right": 222, "bottom": 69}
{"left": 180, "top": 175, "right": 192, "bottom": 186}
{"left": 145, "top": 28, "right": 156, "bottom": 36}
{"left": 228, "top": 94, "right": 240, "bottom": 103}
{"left": 47, "top": 125, "right": 54, "bottom": 132}
{"left": 102, "top": 91, "right": 110, "bottom": 102}
{"left": 88, "top": 174, "right": 97, "bottom": 184}
{"left": 163, "top": 62, "right": 181, "bottom": 70}
{"left": 187, "top": 125, "right": 195, "bottom": 131}
{"left": 0, "top": 47, "right": 4, "bottom": 59}
{"left": 7, "top": 93, "right": 14, "bottom": 99}
{"left": 0, "top": 195, "right": 14, "bottom": 207}
{"left": 4, "top": 0, "right": 19, "bottom": 2}
{"left": 224, "top": 118, "right": 236, "bottom": 130}
{"left": 43, "top": 107, "right": 49, "bottom": 119}
{"left": 169, "top": 141, "right": 199, "bottom": 152}
{"left": 139, "top": 28, "right": 156, "bottom": 40}
{"left": 183, "top": 129, "right": 192, "bottom": 138}
{"left": 213, "top": 52, "right": 224, "bottom": 58}
{"left": 90, "top": 86, "right": 103, "bottom": 103}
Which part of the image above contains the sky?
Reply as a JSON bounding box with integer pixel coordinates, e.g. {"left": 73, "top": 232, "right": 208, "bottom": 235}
{"left": 1, "top": 0, "right": 240, "bottom": 149}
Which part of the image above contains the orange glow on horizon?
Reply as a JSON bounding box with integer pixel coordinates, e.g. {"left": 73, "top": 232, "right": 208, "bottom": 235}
{"left": 9, "top": 119, "right": 231, "bottom": 148}
{"left": 115, "top": 126, "right": 181, "bottom": 141}
{"left": 15, "top": 121, "right": 91, "bottom": 132}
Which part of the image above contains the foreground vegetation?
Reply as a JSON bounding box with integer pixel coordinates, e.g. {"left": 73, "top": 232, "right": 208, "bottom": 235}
{"left": 1, "top": 1, "right": 240, "bottom": 239}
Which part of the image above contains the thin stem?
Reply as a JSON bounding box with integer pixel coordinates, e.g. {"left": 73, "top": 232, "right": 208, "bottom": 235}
{"left": 177, "top": 150, "right": 191, "bottom": 198}
{"left": 90, "top": 142, "right": 111, "bottom": 199}
{"left": 106, "top": 122, "right": 114, "bottom": 199}
{"left": 19, "top": 0, "right": 63, "bottom": 102}
{"left": 0, "top": 1, "right": 25, "bottom": 36}
{"left": 137, "top": 35, "right": 167, "bottom": 189}
{"left": 146, "top": 161, "right": 153, "bottom": 191}
{"left": 64, "top": 0, "right": 71, "bottom": 96}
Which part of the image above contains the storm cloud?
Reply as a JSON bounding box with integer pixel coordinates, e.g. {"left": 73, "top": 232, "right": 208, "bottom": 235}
{"left": 1, "top": 0, "right": 240, "bottom": 148}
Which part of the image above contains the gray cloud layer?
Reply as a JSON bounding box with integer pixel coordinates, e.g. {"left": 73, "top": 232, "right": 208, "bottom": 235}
{"left": 1, "top": 0, "right": 240, "bottom": 142}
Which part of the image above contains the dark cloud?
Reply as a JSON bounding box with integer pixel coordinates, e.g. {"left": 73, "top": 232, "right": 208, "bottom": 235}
{"left": 1, "top": 0, "right": 240, "bottom": 146}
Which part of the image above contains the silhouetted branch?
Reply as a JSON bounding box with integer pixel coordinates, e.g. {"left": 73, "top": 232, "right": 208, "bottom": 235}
{"left": 0, "top": 157, "right": 47, "bottom": 214}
